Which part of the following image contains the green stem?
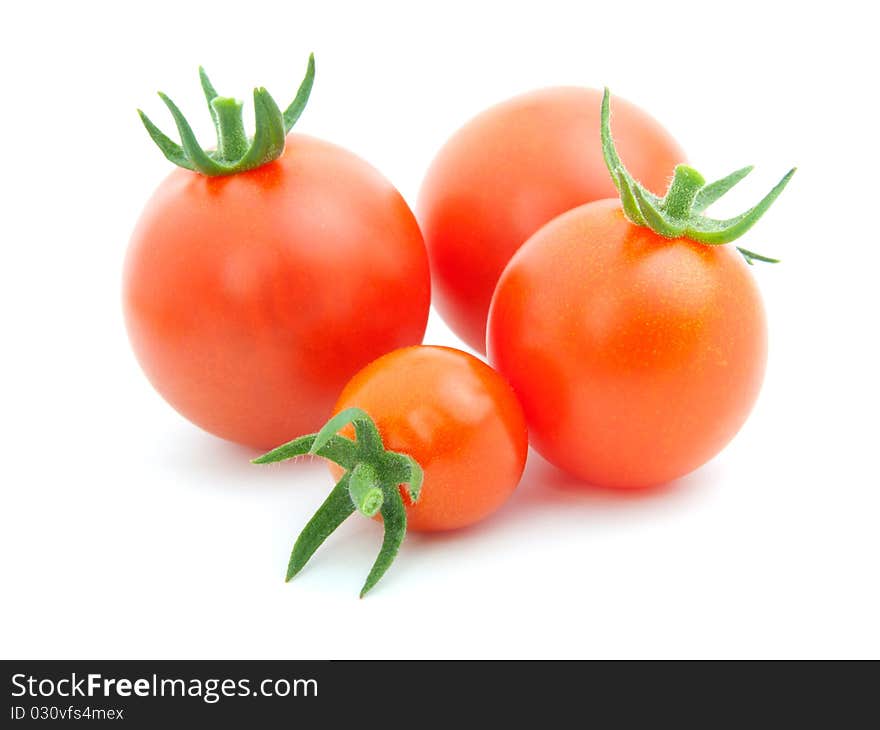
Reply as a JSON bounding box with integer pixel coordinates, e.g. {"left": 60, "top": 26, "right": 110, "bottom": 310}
{"left": 138, "top": 54, "right": 315, "bottom": 176}
{"left": 286, "top": 474, "right": 355, "bottom": 582}
{"left": 251, "top": 433, "right": 358, "bottom": 470}
{"left": 664, "top": 165, "right": 706, "bottom": 219}
{"left": 361, "top": 486, "right": 407, "bottom": 598}
{"left": 348, "top": 463, "right": 384, "bottom": 517}
{"left": 210, "top": 97, "right": 248, "bottom": 162}
{"left": 600, "top": 88, "right": 795, "bottom": 263}
{"left": 254, "top": 408, "right": 424, "bottom": 597}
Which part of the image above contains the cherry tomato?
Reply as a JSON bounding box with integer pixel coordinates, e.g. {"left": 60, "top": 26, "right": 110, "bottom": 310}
{"left": 331, "top": 346, "right": 528, "bottom": 531}
{"left": 124, "top": 134, "right": 430, "bottom": 449}
{"left": 488, "top": 200, "right": 767, "bottom": 488}
{"left": 418, "top": 86, "right": 685, "bottom": 352}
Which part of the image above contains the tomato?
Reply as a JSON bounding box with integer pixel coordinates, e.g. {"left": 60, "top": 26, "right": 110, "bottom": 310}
{"left": 488, "top": 199, "right": 767, "bottom": 488}
{"left": 331, "top": 346, "right": 528, "bottom": 531}
{"left": 125, "top": 64, "right": 430, "bottom": 449}
{"left": 255, "top": 345, "right": 528, "bottom": 595}
{"left": 417, "top": 86, "right": 685, "bottom": 353}
{"left": 487, "top": 88, "right": 795, "bottom": 489}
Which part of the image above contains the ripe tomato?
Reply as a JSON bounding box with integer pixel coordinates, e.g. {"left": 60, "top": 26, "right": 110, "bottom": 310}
{"left": 124, "top": 134, "right": 430, "bottom": 449}
{"left": 417, "top": 86, "right": 684, "bottom": 352}
{"left": 255, "top": 345, "right": 528, "bottom": 594}
{"left": 488, "top": 199, "right": 767, "bottom": 488}
{"left": 331, "top": 346, "right": 528, "bottom": 531}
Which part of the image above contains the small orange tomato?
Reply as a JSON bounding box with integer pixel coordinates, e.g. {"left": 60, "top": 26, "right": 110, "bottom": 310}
{"left": 332, "top": 346, "right": 528, "bottom": 531}
{"left": 255, "top": 345, "right": 528, "bottom": 596}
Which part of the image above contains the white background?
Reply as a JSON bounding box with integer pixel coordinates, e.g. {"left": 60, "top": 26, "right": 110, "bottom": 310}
{"left": 2, "top": 1, "right": 877, "bottom": 659}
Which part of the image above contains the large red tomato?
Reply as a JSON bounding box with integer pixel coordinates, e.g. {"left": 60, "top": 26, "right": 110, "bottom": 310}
{"left": 417, "top": 86, "right": 685, "bottom": 352}
{"left": 488, "top": 200, "right": 767, "bottom": 488}
{"left": 487, "top": 89, "right": 793, "bottom": 488}
{"left": 125, "top": 64, "right": 430, "bottom": 449}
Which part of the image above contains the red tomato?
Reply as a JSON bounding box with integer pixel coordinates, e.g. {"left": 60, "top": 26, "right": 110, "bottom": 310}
{"left": 332, "top": 346, "right": 528, "bottom": 531}
{"left": 417, "top": 87, "right": 685, "bottom": 352}
{"left": 124, "top": 135, "right": 431, "bottom": 449}
{"left": 488, "top": 200, "right": 767, "bottom": 488}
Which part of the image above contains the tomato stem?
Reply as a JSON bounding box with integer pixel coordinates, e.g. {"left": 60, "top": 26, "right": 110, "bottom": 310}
{"left": 601, "top": 88, "right": 795, "bottom": 263}
{"left": 349, "top": 463, "right": 384, "bottom": 517}
{"left": 137, "top": 54, "right": 315, "bottom": 176}
{"left": 210, "top": 97, "right": 249, "bottom": 162}
{"left": 664, "top": 165, "right": 706, "bottom": 219}
{"left": 253, "top": 408, "right": 424, "bottom": 597}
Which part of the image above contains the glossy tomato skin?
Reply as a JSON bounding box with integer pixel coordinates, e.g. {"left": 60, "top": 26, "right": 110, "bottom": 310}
{"left": 332, "top": 346, "right": 528, "bottom": 532}
{"left": 124, "top": 134, "right": 431, "bottom": 449}
{"left": 488, "top": 200, "right": 767, "bottom": 488}
{"left": 417, "top": 87, "right": 685, "bottom": 353}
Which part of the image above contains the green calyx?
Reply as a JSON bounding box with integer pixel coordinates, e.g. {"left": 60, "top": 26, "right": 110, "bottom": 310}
{"left": 601, "top": 88, "right": 796, "bottom": 264}
{"left": 137, "top": 54, "right": 315, "bottom": 176}
{"left": 253, "top": 408, "right": 424, "bottom": 598}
